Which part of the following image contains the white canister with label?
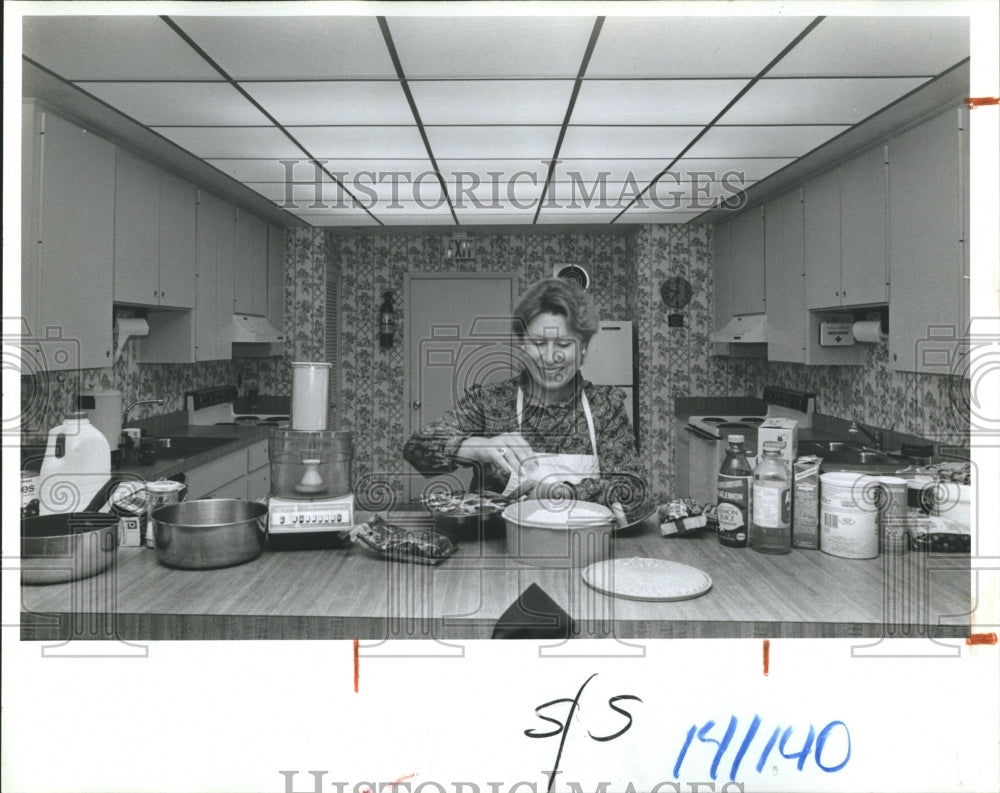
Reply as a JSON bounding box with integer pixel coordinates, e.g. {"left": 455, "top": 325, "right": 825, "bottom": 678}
{"left": 291, "top": 362, "right": 332, "bottom": 431}
{"left": 144, "top": 480, "right": 187, "bottom": 548}
{"left": 819, "top": 472, "right": 880, "bottom": 559}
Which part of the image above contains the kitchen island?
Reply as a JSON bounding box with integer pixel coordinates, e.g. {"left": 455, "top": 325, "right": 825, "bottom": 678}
{"left": 20, "top": 510, "right": 972, "bottom": 641}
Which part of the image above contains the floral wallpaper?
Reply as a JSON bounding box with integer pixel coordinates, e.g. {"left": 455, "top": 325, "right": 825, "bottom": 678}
{"left": 21, "top": 222, "right": 967, "bottom": 507}
{"left": 331, "top": 230, "right": 634, "bottom": 509}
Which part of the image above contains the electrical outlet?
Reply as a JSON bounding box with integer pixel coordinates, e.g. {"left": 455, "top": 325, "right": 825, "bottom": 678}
{"left": 668, "top": 313, "right": 685, "bottom": 328}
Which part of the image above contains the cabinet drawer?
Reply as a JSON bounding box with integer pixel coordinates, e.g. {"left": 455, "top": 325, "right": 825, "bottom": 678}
{"left": 186, "top": 449, "right": 247, "bottom": 499}
{"left": 205, "top": 478, "right": 248, "bottom": 501}
{"left": 247, "top": 439, "right": 269, "bottom": 472}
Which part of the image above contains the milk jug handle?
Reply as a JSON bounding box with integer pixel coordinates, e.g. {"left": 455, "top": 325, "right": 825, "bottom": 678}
{"left": 47, "top": 431, "right": 66, "bottom": 459}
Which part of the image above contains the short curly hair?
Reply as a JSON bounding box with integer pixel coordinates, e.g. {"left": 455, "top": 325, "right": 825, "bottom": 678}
{"left": 512, "top": 278, "right": 600, "bottom": 344}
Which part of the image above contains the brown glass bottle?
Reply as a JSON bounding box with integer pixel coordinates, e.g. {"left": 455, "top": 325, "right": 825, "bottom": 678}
{"left": 717, "top": 434, "right": 753, "bottom": 548}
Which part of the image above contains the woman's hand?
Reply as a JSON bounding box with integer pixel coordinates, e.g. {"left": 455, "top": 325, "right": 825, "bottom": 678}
{"left": 456, "top": 433, "right": 534, "bottom": 478}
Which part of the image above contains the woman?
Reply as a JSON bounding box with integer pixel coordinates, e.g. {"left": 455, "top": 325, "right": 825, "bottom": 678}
{"left": 403, "top": 278, "right": 648, "bottom": 517}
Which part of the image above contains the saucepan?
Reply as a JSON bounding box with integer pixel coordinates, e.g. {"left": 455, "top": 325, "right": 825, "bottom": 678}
{"left": 152, "top": 498, "right": 267, "bottom": 569}
{"left": 21, "top": 477, "right": 123, "bottom": 585}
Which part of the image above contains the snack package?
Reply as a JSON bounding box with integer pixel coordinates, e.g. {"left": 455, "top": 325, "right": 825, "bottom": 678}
{"left": 659, "top": 499, "right": 715, "bottom": 537}
{"left": 350, "top": 515, "right": 457, "bottom": 564}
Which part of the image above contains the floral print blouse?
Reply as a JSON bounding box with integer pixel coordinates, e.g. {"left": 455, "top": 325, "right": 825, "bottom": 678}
{"left": 403, "top": 374, "right": 648, "bottom": 511}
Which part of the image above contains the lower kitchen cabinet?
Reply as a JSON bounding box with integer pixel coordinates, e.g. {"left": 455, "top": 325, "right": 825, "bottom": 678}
{"left": 21, "top": 102, "right": 115, "bottom": 370}
{"left": 186, "top": 440, "right": 270, "bottom": 501}
{"left": 887, "top": 107, "right": 966, "bottom": 374}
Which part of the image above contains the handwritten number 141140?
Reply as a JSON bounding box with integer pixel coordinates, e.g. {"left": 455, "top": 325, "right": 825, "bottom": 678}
{"left": 673, "top": 715, "right": 852, "bottom": 781}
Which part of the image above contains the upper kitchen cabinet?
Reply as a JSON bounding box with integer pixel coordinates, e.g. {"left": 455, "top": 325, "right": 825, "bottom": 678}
{"left": 142, "top": 189, "right": 237, "bottom": 364}
{"left": 887, "top": 107, "right": 967, "bottom": 374}
{"left": 21, "top": 103, "right": 115, "bottom": 370}
{"left": 235, "top": 210, "right": 269, "bottom": 316}
{"left": 767, "top": 189, "right": 864, "bottom": 366}
{"left": 267, "top": 223, "right": 286, "bottom": 334}
{"left": 712, "top": 209, "right": 764, "bottom": 335}
{"left": 804, "top": 147, "right": 889, "bottom": 310}
{"left": 729, "top": 208, "right": 766, "bottom": 316}
{"left": 114, "top": 149, "right": 197, "bottom": 309}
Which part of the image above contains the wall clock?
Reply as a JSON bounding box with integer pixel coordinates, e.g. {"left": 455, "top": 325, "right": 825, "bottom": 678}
{"left": 661, "top": 276, "right": 693, "bottom": 308}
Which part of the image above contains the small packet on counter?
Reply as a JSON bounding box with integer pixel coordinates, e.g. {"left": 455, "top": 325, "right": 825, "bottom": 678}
{"left": 350, "top": 515, "right": 457, "bottom": 564}
{"left": 658, "top": 499, "right": 715, "bottom": 537}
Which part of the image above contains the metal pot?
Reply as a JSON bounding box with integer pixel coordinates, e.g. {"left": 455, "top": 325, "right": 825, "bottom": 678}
{"left": 152, "top": 499, "right": 267, "bottom": 569}
{"left": 21, "top": 512, "right": 120, "bottom": 585}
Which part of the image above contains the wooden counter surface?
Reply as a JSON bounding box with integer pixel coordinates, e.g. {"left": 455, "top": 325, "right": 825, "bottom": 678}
{"left": 20, "top": 509, "right": 972, "bottom": 641}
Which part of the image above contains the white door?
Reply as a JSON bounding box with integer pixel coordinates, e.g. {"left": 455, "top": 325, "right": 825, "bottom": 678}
{"left": 405, "top": 273, "right": 518, "bottom": 501}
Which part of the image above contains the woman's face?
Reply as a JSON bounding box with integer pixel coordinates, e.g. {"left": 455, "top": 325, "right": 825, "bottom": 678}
{"left": 521, "top": 312, "right": 584, "bottom": 392}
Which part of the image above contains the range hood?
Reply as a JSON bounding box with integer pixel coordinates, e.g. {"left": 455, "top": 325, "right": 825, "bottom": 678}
{"left": 232, "top": 314, "right": 284, "bottom": 344}
{"left": 711, "top": 314, "right": 768, "bottom": 344}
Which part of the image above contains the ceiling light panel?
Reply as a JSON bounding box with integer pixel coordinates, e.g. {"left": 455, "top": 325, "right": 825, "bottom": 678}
{"left": 685, "top": 125, "right": 850, "bottom": 158}
{"left": 769, "top": 16, "right": 970, "bottom": 77}
{"left": 588, "top": 16, "right": 816, "bottom": 78}
{"left": 722, "top": 77, "right": 928, "bottom": 125}
{"left": 560, "top": 126, "right": 700, "bottom": 160}
{"left": 407, "top": 80, "right": 576, "bottom": 125}
{"left": 290, "top": 126, "right": 429, "bottom": 158}
{"left": 75, "top": 82, "right": 270, "bottom": 126}
{"left": 552, "top": 159, "right": 681, "bottom": 183}
{"left": 669, "top": 157, "right": 796, "bottom": 183}
{"left": 572, "top": 79, "right": 748, "bottom": 124}
{"left": 22, "top": 16, "right": 218, "bottom": 80}
{"left": 172, "top": 16, "right": 396, "bottom": 79}
{"left": 292, "top": 211, "right": 380, "bottom": 227}
{"left": 424, "top": 126, "right": 561, "bottom": 159}
{"left": 151, "top": 126, "right": 304, "bottom": 159}
{"left": 387, "top": 17, "right": 597, "bottom": 78}
{"left": 240, "top": 81, "right": 413, "bottom": 125}
{"left": 206, "top": 158, "right": 325, "bottom": 183}
{"left": 613, "top": 210, "right": 707, "bottom": 225}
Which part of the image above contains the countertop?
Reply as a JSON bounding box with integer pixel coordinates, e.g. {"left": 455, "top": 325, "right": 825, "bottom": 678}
{"left": 21, "top": 510, "right": 971, "bottom": 641}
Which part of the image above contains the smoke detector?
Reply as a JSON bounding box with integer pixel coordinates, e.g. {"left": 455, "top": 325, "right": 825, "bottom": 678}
{"left": 553, "top": 264, "right": 590, "bottom": 289}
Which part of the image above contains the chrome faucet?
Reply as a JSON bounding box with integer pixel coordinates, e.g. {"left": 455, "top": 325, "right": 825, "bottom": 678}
{"left": 848, "top": 420, "right": 883, "bottom": 451}
{"left": 123, "top": 398, "right": 164, "bottom": 427}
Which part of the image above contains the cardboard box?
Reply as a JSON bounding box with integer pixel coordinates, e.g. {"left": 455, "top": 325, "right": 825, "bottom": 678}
{"left": 757, "top": 417, "right": 798, "bottom": 464}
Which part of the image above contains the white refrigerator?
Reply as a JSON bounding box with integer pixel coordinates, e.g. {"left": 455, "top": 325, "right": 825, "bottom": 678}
{"left": 580, "top": 320, "right": 638, "bottom": 446}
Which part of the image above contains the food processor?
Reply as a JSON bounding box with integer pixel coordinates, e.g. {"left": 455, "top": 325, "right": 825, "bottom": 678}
{"left": 267, "top": 362, "right": 354, "bottom": 547}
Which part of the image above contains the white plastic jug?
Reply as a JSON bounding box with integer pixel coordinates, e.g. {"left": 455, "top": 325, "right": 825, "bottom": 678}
{"left": 38, "top": 411, "right": 111, "bottom": 515}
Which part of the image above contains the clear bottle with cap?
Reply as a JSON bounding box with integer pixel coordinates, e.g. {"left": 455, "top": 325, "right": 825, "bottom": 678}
{"left": 750, "top": 441, "right": 791, "bottom": 554}
{"left": 717, "top": 434, "right": 753, "bottom": 548}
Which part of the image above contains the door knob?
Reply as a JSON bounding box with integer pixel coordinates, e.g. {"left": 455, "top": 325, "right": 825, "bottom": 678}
{"left": 411, "top": 401, "right": 421, "bottom": 409}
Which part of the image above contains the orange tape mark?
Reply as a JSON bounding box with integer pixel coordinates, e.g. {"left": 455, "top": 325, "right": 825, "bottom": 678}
{"left": 966, "top": 633, "right": 998, "bottom": 646}
{"left": 763, "top": 639, "right": 770, "bottom": 676}
{"left": 354, "top": 638, "right": 360, "bottom": 692}
{"left": 965, "top": 97, "right": 1000, "bottom": 108}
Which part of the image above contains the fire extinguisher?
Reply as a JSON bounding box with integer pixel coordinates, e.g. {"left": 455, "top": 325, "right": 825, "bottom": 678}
{"left": 379, "top": 291, "right": 396, "bottom": 349}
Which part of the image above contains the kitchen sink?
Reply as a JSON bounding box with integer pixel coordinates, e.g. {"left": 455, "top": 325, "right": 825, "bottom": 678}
{"left": 819, "top": 449, "right": 905, "bottom": 474}
{"left": 154, "top": 436, "right": 232, "bottom": 460}
{"left": 798, "top": 440, "right": 864, "bottom": 457}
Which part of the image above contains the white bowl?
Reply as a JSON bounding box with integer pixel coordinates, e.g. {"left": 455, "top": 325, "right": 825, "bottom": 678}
{"left": 501, "top": 499, "right": 614, "bottom": 569}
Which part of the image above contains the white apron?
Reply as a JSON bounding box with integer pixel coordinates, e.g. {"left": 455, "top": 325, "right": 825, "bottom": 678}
{"left": 502, "top": 386, "right": 600, "bottom": 496}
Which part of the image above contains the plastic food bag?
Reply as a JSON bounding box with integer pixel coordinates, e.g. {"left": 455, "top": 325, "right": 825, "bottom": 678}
{"left": 350, "top": 515, "right": 457, "bottom": 564}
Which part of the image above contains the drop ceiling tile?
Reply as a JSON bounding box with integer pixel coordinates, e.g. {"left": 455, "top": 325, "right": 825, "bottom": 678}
{"left": 290, "top": 126, "right": 428, "bottom": 158}
{"left": 151, "top": 126, "right": 304, "bottom": 159}
{"left": 293, "top": 212, "right": 381, "bottom": 228}
{"left": 23, "top": 16, "right": 218, "bottom": 80}
{"left": 770, "top": 16, "right": 970, "bottom": 77}
{"left": 76, "top": 82, "right": 269, "bottom": 126}
{"left": 588, "top": 16, "right": 815, "bottom": 78}
{"left": 425, "top": 126, "right": 560, "bottom": 159}
{"left": 408, "top": 80, "right": 575, "bottom": 124}
{"left": 560, "top": 126, "right": 700, "bottom": 159}
{"left": 206, "top": 158, "right": 321, "bottom": 183}
{"left": 387, "top": 17, "right": 597, "bottom": 78}
{"left": 669, "top": 158, "right": 795, "bottom": 183}
{"left": 553, "top": 160, "right": 674, "bottom": 183}
{"left": 173, "top": 16, "right": 395, "bottom": 79}
{"left": 572, "top": 79, "right": 748, "bottom": 124}
{"left": 536, "top": 210, "right": 628, "bottom": 225}
{"left": 685, "top": 125, "right": 849, "bottom": 158}
{"left": 722, "top": 77, "right": 928, "bottom": 125}
{"left": 379, "top": 212, "right": 458, "bottom": 227}
{"left": 241, "top": 81, "right": 413, "bottom": 125}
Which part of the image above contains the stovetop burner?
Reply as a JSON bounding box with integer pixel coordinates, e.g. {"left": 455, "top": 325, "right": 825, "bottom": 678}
{"left": 702, "top": 417, "right": 727, "bottom": 424}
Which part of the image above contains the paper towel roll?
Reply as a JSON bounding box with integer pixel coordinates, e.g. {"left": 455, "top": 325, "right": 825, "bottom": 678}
{"left": 114, "top": 317, "right": 150, "bottom": 361}
{"left": 852, "top": 320, "right": 886, "bottom": 343}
